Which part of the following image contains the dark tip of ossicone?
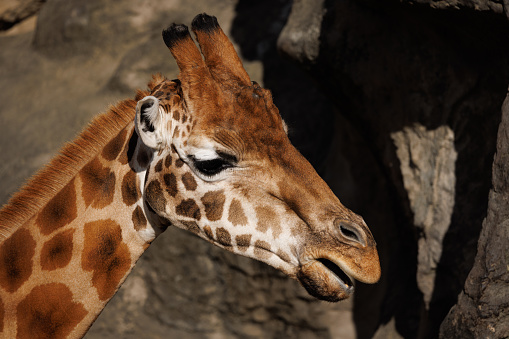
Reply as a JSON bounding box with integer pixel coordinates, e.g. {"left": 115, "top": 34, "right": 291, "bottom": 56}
{"left": 162, "top": 23, "right": 190, "bottom": 48}
{"left": 191, "top": 13, "right": 219, "bottom": 33}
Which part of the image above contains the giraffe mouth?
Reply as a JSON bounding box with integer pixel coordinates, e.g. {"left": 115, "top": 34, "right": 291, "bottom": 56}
{"left": 316, "top": 258, "right": 354, "bottom": 290}
{"left": 297, "top": 257, "right": 354, "bottom": 302}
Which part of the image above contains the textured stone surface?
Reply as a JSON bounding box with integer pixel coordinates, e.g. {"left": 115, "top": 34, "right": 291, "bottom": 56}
{"left": 401, "top": 0, "right": 504, "bottom": 13}
{"left": 277, "top": 0, "right": 325, "bottom": 64}
{"left": 439, "top": 91, "right": 509, "bottom": 339}
{"left": 391, "top": 124, "right": 457, "bottom": 309}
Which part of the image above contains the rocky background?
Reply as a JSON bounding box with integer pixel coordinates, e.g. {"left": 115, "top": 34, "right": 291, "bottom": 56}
{"left": 1, "top": 0, "right": 508, "bottom": 338}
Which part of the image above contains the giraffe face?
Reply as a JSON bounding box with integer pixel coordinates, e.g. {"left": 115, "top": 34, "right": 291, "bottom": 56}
{"left": 135, "top": 14, "right": 381, "bottom": 302}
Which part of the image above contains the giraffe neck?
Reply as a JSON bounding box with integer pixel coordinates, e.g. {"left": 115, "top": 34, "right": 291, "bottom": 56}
{"left": 0, "top": 120, "right": 157, "bottom": 338}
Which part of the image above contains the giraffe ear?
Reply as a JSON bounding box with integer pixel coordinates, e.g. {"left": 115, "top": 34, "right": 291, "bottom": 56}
{"left": 135, "top": 96, "right": 167, "bottom": 150}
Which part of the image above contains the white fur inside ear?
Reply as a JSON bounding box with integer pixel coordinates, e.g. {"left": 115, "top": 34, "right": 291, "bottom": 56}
{"left": 135, "top": 96, "right": 166, "bottom": 150}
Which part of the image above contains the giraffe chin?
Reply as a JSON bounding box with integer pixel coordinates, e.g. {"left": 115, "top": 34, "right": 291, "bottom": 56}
{"left": 297, "top": 259, "right": 354, "bottom": 302}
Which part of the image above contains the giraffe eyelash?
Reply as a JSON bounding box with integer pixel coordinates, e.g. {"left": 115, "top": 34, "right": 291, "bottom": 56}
{"left": 187, "top": 152, "right": 238, "bottom": 181}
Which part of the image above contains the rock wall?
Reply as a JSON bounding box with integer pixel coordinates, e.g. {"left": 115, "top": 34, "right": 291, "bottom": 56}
{"left": 440, "top": 92, "right": 509, "bottom": 338}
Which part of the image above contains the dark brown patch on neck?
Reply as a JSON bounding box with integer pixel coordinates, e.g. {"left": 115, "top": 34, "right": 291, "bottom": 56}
{"left": 36, "top": 179, "right": 77, "bottom": 235}
{"left": 40, "top": 229, "right": 75, "bottom": 271}
{"left": 0, "top": 228, "right": 36, "bottom": 293}
{"left": 102, "top": 128, "right": 128, "bottom": 161}
{"left": 17, "top": 283, "right": 87, "bottom": 339}
{"left": 121, "top": 171, "right": 140, "bottom": 206}
{"left": 182, "top": 172, "right": 197, "bottom": 191}
{"left": 235, "top": 234, "right": 251, "bottom": 251}
{"left": 175, "top": 199, "right": 201, "bottom": 220}
{"left": 80, "top": 158, "right": 116, "bottom": 209}
{"left": 228, "top": 199, "right": 248, "bottom": 226}
{"left": 163, "top": 173, "right": 178, "bottom": 197}
{"left": 175, "top": 158, "right": 184, "bottom": 168}
{"left": 216, "top": 227, "right": 231, "bottom": 247}
{"left": 164, "top": 154, "right": 172, "bottom": 168}
{"left": 145, "top": 180, "right": 166, "bottom": 213}
{"left": 81, "top": 219, "right": 131, "bottom": 301}
{"left": 154, "top": 159, "right": 164, "bottom": 172}
{"left": 132, "top": 206, "right": 147, "bottom": 231}
{"left": 173, "top": 110, "right": 180, "bottom": 121}
{"left": 201, "top": 190, "right": 225, "bottom": 222}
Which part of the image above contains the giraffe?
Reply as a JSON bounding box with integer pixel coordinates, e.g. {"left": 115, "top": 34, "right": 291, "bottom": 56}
{"left": 0, "top": 14, "right": 380, "bottom": 338}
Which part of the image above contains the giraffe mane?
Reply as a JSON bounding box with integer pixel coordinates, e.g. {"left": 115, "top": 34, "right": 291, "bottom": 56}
{"left": 0, "top": 74, "right": 166, "bottom": 242}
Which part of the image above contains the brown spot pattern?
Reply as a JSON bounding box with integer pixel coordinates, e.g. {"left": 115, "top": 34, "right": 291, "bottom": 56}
{"left": 216, "top": 227, "right": 231, "bottom": 247}
{"left": 180, "top": 220, "right": 200, "bottom": 235}
{"left": 0, "top": 228, "right": 36, "bottom": 293}
{"left": 121, "top": 171, "right": 139, "bottom": 206}
{"left": 80, "top": 158, "right": 116, "bottom": 209}
{"left": 255, "top": 206, "right": 282, "bottom": 238}
{"left": 36, "top": 180, "right": 77, "bottom": 235}
{"left": 181, "top": 172, "right": 197, "bottom": 191}
{"left": 16, "top": 283, "right": 87, "bottom": 339}
{"left": 228, "top": 199, "right": 248, "bottom": 226}
{"left": 175, "top": 158, "right": 184, "bottom": 168}
{"left": 203, "top": 225, "right": 214, "bottom": 240}
{"left": 201, "top": 190, "right": 226, "bottom": 222}
{"left": 40, "top": 229, "right": 74, "bottom": 271}
{"left": 163, "top": 173, "right": 178, "bottom": 197}
{"left": 254, "top": 240, "right": 272, "bottom": 259}
{"left": 145, "top": 180, "right": 166, "bottom": 213}
{"left": 154, "top": 159, "right": 163, "bottom": 172}
{"left": 102, "top": 128, "right": 128, "bottom": 161}
{"left": 235, "top": 234, "right": 252, "bottom": 252}
{"left": 173, "top": 110, "right": 180, "bottom": 121}
{"left": 132, "top": 206, "right": 147, "bottom": 231}
{"left": 164, "top": 155, "right": 172, "bottom": 167}
{"left": 81, "top": 219, "right": 131, "bottom": 300}
{"left": 176, "top": 199, "right": 201, "bottom": 220}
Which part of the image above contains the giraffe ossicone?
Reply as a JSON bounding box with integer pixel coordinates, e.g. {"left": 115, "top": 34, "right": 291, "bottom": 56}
{"left": 0, "top": 13, "right": 380, "bottom": 338}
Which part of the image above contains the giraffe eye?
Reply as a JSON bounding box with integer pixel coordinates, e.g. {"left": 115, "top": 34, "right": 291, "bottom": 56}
{"left": 190, "top": 152, "right": 236, "bottom": 178}
{"left": 193, "top": 158, "right": 232, "bottom": 176}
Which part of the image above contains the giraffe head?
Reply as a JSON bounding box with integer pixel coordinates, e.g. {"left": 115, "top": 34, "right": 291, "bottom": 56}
{"left": 135, "top": 14, "right": 380, "bottom": 302}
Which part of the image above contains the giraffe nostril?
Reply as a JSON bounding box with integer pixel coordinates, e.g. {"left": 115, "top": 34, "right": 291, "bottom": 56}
{"left": 338, "top": 221, "right": 366, "bottom": 246}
